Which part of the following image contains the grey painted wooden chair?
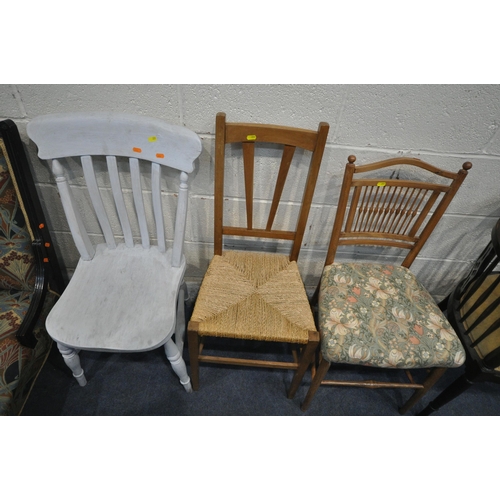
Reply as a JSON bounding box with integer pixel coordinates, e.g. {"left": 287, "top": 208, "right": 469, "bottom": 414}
{"left": 27, "top": 112, "right": 202, "bottom": 393}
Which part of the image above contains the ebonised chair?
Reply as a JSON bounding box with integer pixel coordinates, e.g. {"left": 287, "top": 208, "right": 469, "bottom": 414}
{"left": 418, "top": 218, "right": 500, "bottom": 415}
{"left": 0, "top": 119, "right": 65, "bottom": 415}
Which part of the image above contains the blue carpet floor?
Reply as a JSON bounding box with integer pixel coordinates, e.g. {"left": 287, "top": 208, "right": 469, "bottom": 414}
{"left": 22, "top": 337, "right": 500, "bottom": 416}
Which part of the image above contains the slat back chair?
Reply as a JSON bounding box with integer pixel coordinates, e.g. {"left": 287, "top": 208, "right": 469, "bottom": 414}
{"left": 300, "top": 155, "right": 472, "bottom": 413}
{"left": 214, "top": 112, "right": 330, "bottom": 260}
{"left": 27, "top": 112, "right": 202, "bottom": 392}
{"left": 325, "top": 155, "right": 471, "bottom": 270}
{"left": 419, "top": 218, "right": 500, "bottom": 415}
{"left": 189, "top": 112, "right": 329, "bottom": 393}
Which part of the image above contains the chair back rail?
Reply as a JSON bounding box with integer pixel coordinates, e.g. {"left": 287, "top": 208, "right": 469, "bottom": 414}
{"left": 454, "top": 219, "right": 500, "bottom": 369}
{"left": 28, "top": 113, "right": 202, "bottom": 267}
{"left": 326, "top": 155, "right": 472, "bottom": 268}
{"left": 214, "top": 112, "right": 329, "bottom": 260}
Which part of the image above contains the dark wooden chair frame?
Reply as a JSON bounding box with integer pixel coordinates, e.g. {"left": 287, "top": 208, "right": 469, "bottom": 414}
{"left": 0, "top": 119, "right": 65, "bottom": 347}
{"left": 418, "top": 218, "right": 500, "bottom": 415}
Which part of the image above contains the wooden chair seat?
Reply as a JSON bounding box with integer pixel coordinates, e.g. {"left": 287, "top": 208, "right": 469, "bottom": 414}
{"left": 191, "top": 251, "right": 315, "bottom": 343}
{"left": 46, "top": 244, "right": 185, "bottom": 351}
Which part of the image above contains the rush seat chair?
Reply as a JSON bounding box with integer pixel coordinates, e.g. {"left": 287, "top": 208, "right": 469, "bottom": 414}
{"left": 188, "top": 112, "right": 329, "bottom": 395}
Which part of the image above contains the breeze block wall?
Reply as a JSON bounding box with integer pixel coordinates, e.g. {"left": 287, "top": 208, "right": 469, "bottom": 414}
{"left": 1, "top": 84, "right": 499, "bottom": 301}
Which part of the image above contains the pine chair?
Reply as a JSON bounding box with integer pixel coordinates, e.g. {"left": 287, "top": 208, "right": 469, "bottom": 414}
{"left": 188, "top": 112, "right": 329, "bottom": 393}
{"left": 418, "top": 218, "right": 500, "bottom": 415}
{"left": 27, "top": 112, "right": 202, "bottom": 393}
{"left": 300, "top": 155, "right": 472, "bottom": 413}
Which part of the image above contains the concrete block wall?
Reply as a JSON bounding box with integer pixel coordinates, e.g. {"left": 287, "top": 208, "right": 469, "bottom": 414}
{"left": 1, "top": 84, "right": 499, "bottom": 301}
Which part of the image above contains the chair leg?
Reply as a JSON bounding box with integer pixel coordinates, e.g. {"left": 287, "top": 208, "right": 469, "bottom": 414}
{"left": 288, "top": 331, "right": 319, "bottom": 399}
{"left": 398, "top": 367, "right": 446, "bottom": 415}
{"left": 175, "top": 282, "right": 188, "bottom": 353}
{"left": 57, "top": 342, "right": 87, "bottom": 387}
{"left": 417, "top": 372, "right": 474, "bottom": 415}
{"left": 164, "top": 338, "right": 192, "bottom": 393}
{"left": 438, "top": 294, "right": 450, "bottom": 312}
{"left": 300, "top": 357, "right": 331, "bottom": 411}
{"left": 187, "top": 322, "right": 200, "bottom": 391}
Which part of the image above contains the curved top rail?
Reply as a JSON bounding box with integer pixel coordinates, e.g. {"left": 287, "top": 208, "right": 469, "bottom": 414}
{"left": 349, "top": 155, "right": 472, "bottom": 180}
{"left": 27, "top": 112, "right": 202, "bottom": 173}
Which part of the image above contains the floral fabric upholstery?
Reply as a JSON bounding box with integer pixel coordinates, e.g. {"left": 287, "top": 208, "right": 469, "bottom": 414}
{"left": 0, "top": 154, "right": 35, "bottom": 291}
{"left": 319, "top": 262, "right": 466, "bottom": 369}
{"left": 0, "top": 138, "right": 54, "bottom": 416}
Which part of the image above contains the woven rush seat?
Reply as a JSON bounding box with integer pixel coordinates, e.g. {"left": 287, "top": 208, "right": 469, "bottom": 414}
{"left": 191, "top": 251, "right": 315, "bottom": 344}
{"left": 319, "top": 262, "right": 466, "bottom": 369}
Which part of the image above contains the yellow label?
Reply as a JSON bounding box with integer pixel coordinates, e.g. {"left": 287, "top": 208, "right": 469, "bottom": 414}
{"left": 377, "top": 181, "right": 386, "bottom": 187}
{"left": 148, "top": 136, "right": 157, "bottom": 142}
{"left": 246, "top": 134, "right": 257, "bottom": 141}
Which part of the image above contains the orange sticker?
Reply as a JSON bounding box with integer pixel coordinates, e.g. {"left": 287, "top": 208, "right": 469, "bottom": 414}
{"left": 133, "top": 147, "right": 142, "bottom": 153}
{"left": 156, "top": 153, "right": 165, "bottom": 159}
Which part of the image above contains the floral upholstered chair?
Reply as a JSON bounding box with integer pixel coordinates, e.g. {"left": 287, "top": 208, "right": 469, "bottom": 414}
{"left": 0, "top": 119, "right": 65, "bottom": 416}
{"left": 297, "top": 155, "right": 472, "bottom": 414}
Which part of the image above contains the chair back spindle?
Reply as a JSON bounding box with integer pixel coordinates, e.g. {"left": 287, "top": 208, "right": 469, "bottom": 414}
{"left": 51, "top": 158, "right": 95, "bottom": 261}
{"left": 28, "top": 112, "right": 202, "bottom": 267}
{"left": 214, "top": 112, "right": 329, "bottom": 261}
{"left": 129, "top": 157, "right": 150, "bottom": 249}
{"left": 326, "top": 155, "right": 472, "bottom": 268}
{"left": 454, "top": 219, "right": 500, "bottom": 369}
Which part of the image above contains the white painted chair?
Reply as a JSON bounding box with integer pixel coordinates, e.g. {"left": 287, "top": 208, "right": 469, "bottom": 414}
{"left": 27, "top": 112, "right": 202, "bottom": 393}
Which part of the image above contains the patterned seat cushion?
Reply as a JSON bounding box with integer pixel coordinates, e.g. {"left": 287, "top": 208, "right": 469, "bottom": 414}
{"left": 0, "top": 288, "right": 33, "bottom": 414}
{"left": 319, "top": 262, "right": 466, "bottom": 369}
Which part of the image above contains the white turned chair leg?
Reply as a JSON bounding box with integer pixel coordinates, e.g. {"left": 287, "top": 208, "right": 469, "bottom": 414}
{"left": 164, "top": 338, "right": 192, "bottom": 393}
{"left": 57, "top": 342, "right": 87, "bottom": 386}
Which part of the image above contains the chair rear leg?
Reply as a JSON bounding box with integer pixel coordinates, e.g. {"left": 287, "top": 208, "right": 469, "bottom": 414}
{"left": 399, "top": 367, "right": 446, "bottom": 415}
{"left": 288, "top": 331, "right": 319, "bottom": 399}
{"left": 164, "top": 338, "right": 192, "bottom": 392}
{"left": 175, "top": 282, "right": 188, "bottom": 352}
{"left": 57, "top": 342, "right": 87, "bottom": 387}
{"left": 187, "top": 323, "right": 200, "bottom": 391}
{"left": 300, "top": 357, "right": 331, "bottom": 411}
{"left": 417, "top": 371, "right": 474, "bottom": 415}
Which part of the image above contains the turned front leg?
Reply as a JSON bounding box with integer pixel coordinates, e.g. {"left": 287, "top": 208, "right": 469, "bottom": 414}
{"left": 164, "top": 338, "right": 192, "bottom": 393}
{"left": 57, "top": 342, "right": 87, "bottom": 386}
